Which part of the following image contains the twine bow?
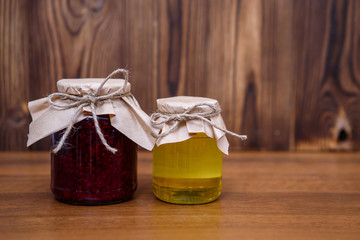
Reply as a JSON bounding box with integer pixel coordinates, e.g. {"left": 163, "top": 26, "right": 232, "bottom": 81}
{"left": 48, "top": 69, "right": 130, "bottom": 154}
{"left": 150, "top": 103, "right": 248, "bottom": 140}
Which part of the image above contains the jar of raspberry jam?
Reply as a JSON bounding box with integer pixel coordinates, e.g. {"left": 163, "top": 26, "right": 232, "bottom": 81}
{"left": 51, "top": 115, "right": 137, "bottom": 205}
{"left": 27, "top": 69, "right": 155, "bottom": 206}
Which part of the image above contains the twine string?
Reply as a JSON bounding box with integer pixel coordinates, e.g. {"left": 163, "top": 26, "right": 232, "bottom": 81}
{"left": 150, "top": 103, "right": 248, "bottom": 140}
{"left": 48, "top": 68, "right": 130, "bottom": 154}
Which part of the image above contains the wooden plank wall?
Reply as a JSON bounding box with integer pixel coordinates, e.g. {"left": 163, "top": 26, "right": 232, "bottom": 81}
{"left": 0, "top": 0, "right": 359, "bottom": 151}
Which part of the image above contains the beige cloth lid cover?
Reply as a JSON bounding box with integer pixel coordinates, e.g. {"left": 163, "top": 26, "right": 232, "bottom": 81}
{"left": 27, "top": 78, "right": 155, "bottom": 150}
{"left": 154, "top": 96, "right": 230, "bottom": 154}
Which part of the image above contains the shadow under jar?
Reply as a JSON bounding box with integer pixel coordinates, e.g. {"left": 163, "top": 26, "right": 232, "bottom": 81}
{"left": 51, "top": 115, "right": 137, "bottom": 205}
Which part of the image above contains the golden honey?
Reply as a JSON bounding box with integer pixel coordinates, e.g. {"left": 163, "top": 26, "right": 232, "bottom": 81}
{"left": 153, "top": 133, "right": 222, "bottom": 204}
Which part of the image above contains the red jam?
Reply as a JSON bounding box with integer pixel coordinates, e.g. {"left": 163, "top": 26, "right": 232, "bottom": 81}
{"left": 51, "top": 115, "right": 137, "bottom": 205}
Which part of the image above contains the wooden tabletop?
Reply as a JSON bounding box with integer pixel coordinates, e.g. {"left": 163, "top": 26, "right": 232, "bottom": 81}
{"left": 0, "top": 152, "right": 359, "bottom": 239}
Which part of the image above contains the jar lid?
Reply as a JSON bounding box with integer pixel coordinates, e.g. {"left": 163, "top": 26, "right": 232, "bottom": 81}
{"left": 57, "top": 78, "right": 131, "bottom": 96}
{"left": 153, "top": 96, "right": 230, "bottom": 154}
{"left": 157, "top": 96, "right": 220, "bottom": 113}
{"left": 27, "top": 69, "right": 155, "bottom": 152}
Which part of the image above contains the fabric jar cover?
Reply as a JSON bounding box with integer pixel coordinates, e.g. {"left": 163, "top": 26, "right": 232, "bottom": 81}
{"left": 27, "top": 78, "right": 155, "bottom": 151}
{"left": 153, "top": 96, "right": 230, "bottom": 154}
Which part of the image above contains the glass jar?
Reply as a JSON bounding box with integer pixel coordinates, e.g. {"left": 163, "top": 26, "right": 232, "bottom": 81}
{"left": 153, "top": 133, "right": 222, "bottom": 204}
{"left": 51, "top": 115, "right": 137, "bottom": 205}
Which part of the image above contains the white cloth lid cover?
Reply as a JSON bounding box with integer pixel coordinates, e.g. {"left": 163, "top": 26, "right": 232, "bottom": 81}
{"left": 154, "top": 96, "right": 230, "bottom": 154}
{"left": 57, "top": 78, "right": 131, "bottom": 95}
{"left": 27, "top": 78, "right": 155, "bottom": 151}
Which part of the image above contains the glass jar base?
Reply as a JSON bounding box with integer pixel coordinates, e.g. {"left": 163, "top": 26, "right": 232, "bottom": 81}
{"left": 52, "top": 185, "right": 135, "bottom": 206}
{"left": 54, "top": 196, "right": 133, "bottom": 206}
{"left": 153, "top": 177, "right": 221, "bottom": 204}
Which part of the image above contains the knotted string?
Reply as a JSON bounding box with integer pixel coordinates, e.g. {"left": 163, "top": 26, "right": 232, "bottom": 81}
{"left": 48, "top": 69, "right": 130, "bottom": 154}
{"left": 150, "top": 102, "right": 247, "bottom": 140}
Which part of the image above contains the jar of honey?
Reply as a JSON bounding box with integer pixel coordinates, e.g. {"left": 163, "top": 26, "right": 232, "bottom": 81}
{"left": 151, "top": 96, "right": 245, "bottom": 204}
{"left": 153, "top": 132, "right": 222, "bottom": 204}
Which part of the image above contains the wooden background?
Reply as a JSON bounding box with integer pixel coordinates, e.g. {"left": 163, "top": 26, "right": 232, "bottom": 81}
{"left": 0, "top": 0, "right": 359, "bottom": 151}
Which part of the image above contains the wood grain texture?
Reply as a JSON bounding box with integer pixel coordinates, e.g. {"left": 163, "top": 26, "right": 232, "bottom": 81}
{"left": 0, "top": 0, "right": 31, "bottom": 150}
{"left": 0, "top": 151, "right": 359, "bottom": 239}
{"left": 0, "top": 0, "right": 359, "bottom": 151}
{"left": 293, "top": 0, "right": 360, "bottom": 151}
